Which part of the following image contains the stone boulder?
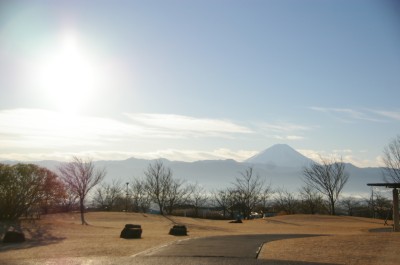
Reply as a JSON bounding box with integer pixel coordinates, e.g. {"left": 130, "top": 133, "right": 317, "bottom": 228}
{"left": 120, "top": 224, "right": 142, "bottom": 239}
{"left": 169, "top": 225, "right": 187, "bottom": 236}
{"left": 3, "top": 231, "right": 25, "bottom": 243}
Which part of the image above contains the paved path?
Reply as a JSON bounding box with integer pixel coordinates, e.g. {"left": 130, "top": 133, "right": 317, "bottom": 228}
{"left": 126, "top": 234, "right": 337, "bottom": 264}
{"left": 5, "top": 234, "right": 340, "bottom": 265}
{"left": 136, "top": 234, "right": 316, "bottom": 259}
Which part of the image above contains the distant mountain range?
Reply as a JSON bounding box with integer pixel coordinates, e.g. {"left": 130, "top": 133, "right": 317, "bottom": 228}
{"left": 1, "top": 144, "right": 385, "bottom": 196}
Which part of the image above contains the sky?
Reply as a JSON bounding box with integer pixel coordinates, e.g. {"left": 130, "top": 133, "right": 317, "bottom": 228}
{"left": 0, "top": 0, "right": 399, "bottom": 167}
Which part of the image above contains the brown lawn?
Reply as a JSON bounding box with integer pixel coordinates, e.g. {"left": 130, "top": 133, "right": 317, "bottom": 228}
{"left": 0, "top": 212, "right": 399, "bottom": 264}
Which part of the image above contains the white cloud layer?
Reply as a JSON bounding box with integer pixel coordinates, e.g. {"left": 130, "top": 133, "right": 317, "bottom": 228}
{"left": 0, "top": 149, "right": 258, "bottom": 163}
{"left": 310, "top": 106, "right": 400, "bottom": 123}
{"left": 124, "top": 113, "right": 253, "bottom": 138}
{"left": 256, "top": 121, "right": 312, "bottom": 141}
{"left": 371, "top": 110, "right": 400, "bottom": 121}
{"left": 0, "top": 108, "right": 255, "bottom": 161}
{"left": 297, "top": 149, "right": 383, "bottom": 168}
{"left": 0, "top": 108, "right": 144, "bottom": 149}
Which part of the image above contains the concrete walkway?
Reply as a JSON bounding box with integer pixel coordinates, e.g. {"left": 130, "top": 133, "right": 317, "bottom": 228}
{"left": 138, "top": 234, "right": 316, "bottom": 259}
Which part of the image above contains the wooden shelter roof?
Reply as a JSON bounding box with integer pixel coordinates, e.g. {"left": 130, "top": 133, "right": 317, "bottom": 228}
{"left": 367, "top": 183, "right": 400, "bottom": 189}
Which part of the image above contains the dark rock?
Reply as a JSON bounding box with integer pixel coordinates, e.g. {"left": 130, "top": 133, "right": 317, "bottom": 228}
{"left": 3, "top": 231, "right": 25, "bottom": 243}
{"left": 124, "top": 224, "right": 141, "bottom": 229}
{"left": 120, "top": 227, "right": 142, "bottom": 239}
{"left": 169, "top": 225, "right": 187, "bottom": 236}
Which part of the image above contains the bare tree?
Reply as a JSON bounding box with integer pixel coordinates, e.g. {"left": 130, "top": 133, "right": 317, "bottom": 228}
{"left": 273, "top": 188, "right": 298, "bottom": 215}
{"left": 299, "top": 184, "right": 324, "bottom": 214}
{"left": 370, "top": 192, "right": 392, "bottom": 219}
{"left": 144, "top": 160, "right": 192, "bottom": 215}
{"left": 93, "top": 179, "right": 122, "bottom": 211}
{"left": 382, "top": 135, "right": 400, "bottom": 183}
{"left": 144, "top": 160, "right": 173, "bottom": 215}
{"left": 213, "top": 189, "right": 235, "bottom": 219}
{"left": 259, "top": 183, "right": 273, "bottom": 214}
{"left": 340, "top": 197, "right": 360, "bottom": 216}
{"left": 59, "top": 157, "right": 105, "bottom": 225}
{"left": 189, "top": 183, "right": 209, "bottom": 217}
{"left": 232, "top": 167, "right": 266, "bottom": 219}
{"left": 130, "top": 177, "right": 151, "bottom": 213}
{"left": 303, "top": 156, "right": 349, "bottom": 215}
{"left": 164, "top": 178, "right": 191, "bottom": 215}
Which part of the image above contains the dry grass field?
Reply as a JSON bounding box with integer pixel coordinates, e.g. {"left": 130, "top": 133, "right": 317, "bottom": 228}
{"left": 0, "top": 212, "right": 399, "bottom": 264}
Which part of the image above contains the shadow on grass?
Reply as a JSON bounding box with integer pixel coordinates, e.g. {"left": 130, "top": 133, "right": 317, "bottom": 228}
{"left": 264, "top": 219, "right": 302, "bottom": 226}
{"left": 369, "top": 227, "right": 394, "bottom": 233}
{"left": 0, "top": 220, "right": 65, "bottom": 252}
{"left": 127, "top": 256, "right": 343, "bottom": 265}
{"left": 161, "top": 214, "right": 179, "bottom": 225}
{"left": 257, "top": 259, "right": 341, "bottom": 265}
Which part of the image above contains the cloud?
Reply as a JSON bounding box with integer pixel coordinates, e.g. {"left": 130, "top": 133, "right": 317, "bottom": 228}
{"left": 0, "top": 109, "right": 254, "bottom": 161}
{"left": 255, "top": 121, "right": 312, "bottom": 141}
{"left": 298, "top": 148, "right": 383, "bottom": 168}
{"left": 370, "top": 110, "right": 400, "bottom": 121}
{"left": 259, "top": 122, "right": 312, "bottom": 133}
{"left": 310, "top": 106, "right": 400, "bottom": 123}
{"left": 272, "top": 135, "right": 305, "bottom": 141}
{"left": 0, "top": 148, "right": 258, "bottom": 163}
{"left": 0, "top": 108, "right": 145, "bottom": 149}
{"left": 126, "top": 148, "right": 257, "bottom": 162}
{"left": 286, "top": 135, "right": 304, "bottom": 140}
{"left": 309, "top": 107, "right": 374, "bottom": 122}
{"left": 124, "top": 113, "right": 253, "bottom": 138}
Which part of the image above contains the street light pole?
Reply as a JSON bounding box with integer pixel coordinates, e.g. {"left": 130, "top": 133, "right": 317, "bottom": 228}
{"left": 125, "top": 182, "right": 129, "bottom": 212}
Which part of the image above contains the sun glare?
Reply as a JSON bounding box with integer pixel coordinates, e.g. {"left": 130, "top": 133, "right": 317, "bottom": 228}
{"left": 32, "top": 31, "right": 98, "bottom": 114}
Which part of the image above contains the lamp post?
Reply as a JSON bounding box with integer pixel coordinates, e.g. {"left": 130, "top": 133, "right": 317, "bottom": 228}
{"left": 125, "top": 182, "right": 129, "bottom": 212}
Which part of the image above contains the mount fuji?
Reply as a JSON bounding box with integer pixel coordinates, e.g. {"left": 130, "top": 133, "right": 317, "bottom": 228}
{"left": 245, "top": 144, "right": 314, "bottom": 168}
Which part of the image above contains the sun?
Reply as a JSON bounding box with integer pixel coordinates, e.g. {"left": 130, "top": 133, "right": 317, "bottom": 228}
{"left": 32, "top": 31, "right": 98, "bottom": 114}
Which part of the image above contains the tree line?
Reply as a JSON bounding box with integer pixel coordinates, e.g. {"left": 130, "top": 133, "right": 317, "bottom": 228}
{"left": 1, "top": 135, "right": 400, "bottom": 224}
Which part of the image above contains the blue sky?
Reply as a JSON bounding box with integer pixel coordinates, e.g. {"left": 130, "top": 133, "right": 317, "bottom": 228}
{"left": 0, "top": 0, "right": 399, "bottom": 166}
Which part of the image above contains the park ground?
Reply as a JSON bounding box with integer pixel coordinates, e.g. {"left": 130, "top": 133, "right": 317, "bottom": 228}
{"left": 0, "top": 212, "right": 399, "bottom": 265}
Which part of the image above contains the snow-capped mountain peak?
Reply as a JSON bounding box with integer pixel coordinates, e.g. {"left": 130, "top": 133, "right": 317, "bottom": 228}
{"left": 245, "top": 144, "right": 314, "bottom": 168}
